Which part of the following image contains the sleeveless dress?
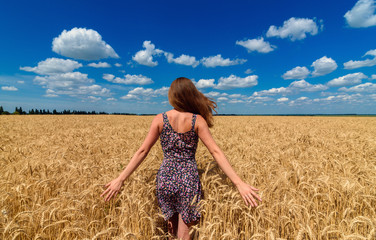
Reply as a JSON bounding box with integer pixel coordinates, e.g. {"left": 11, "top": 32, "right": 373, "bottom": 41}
{"left": 156, "top": 112, "right": 202, "bottom": 224}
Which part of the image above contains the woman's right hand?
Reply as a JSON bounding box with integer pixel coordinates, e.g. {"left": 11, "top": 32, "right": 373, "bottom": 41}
{"left": 100, "top": 178, "right": 124, "bottom": 202}
{"left": 235, "top": 181, "right": 262, "bottom": 207}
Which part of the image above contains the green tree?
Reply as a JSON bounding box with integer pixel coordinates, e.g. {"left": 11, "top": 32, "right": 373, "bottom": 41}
{"left": 0, "top": 106, "right": 3, "bottom": 114}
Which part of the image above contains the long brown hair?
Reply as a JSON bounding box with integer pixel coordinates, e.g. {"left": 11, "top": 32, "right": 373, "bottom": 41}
{"left": 168, "top": 77, "right": 217, "bottom": 127}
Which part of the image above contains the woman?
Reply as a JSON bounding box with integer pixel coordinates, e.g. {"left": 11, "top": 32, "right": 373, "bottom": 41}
{"left": 101, "top": 77, "right": 261, "bottom": 239}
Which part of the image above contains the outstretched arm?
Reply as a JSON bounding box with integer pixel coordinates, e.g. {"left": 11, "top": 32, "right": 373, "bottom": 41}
{"left": 196, "top": 115, "right": 262, "bottom": 207}
{"left": 101, "top": 114, "right": 162, "bottom": 201}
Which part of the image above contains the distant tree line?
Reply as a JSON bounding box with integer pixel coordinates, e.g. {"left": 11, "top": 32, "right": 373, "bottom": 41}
{"left": 0, "top": 106, "right": 111, "bottom": 115}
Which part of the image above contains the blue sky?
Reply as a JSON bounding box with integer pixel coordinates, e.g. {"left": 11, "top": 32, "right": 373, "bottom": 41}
{"left": 0, "top": 0, "right": 375, "bottom": 114}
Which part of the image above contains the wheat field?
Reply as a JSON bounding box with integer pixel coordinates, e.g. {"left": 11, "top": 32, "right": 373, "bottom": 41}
{"left": 1, "top": 115, "right": 375, "bottom": 239}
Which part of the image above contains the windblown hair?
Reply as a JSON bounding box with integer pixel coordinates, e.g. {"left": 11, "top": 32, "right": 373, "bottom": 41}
{"left": 168, "top": 77, "right": 217, "bottom": 127}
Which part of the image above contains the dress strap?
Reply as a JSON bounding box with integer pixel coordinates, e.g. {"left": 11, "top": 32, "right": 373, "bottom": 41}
{"left": 162, "top": 112, "right": 168, "bottom": 124}
{"left": 191, "top": 114, "right": 197, "bottom": 130}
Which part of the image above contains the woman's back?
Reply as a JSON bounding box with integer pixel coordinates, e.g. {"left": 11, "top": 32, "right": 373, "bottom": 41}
{"left": 160, "top": 110, "right": 198, "bottom": 161}
{"left": 165, "top": 110, "right": 197, "bottom": 133}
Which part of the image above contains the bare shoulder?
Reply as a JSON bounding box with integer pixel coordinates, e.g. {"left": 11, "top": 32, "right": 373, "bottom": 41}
{"left": 195, "top": 114, "right": 209, "bottom": 133}
{"left": 151, "top": 113, "right": 164, "bottom": 133}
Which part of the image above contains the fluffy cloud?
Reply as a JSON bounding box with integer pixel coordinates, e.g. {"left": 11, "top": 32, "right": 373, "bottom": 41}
{"left": 33, "top": 72, "right": 111, "bottom": 98}
{"left": 87, "top": 96, "right": 102, "bottom": 102}
{"left": 215, "top": 74, "right": 258, "bottom": 90}
{"left": 253, "top": 80, "right": 327, "bottom": 96}
{"left": 311, "top": 56, "right": 337, "bottom": 76}
{"left": 339, "top": 82, "right": 376, "bottom": 92}
{"left": 121, "top": 87, "right": 169, "bottom": 100}
{"left": 253, "top": 87, "right": 290, "bottom": 96}
{"left": 20, "top": 58, "right": 82, "bottom": 75}
{"left": 103, "top": 74, "right": 153, "bottom": 85}
{"left": 204, "top": 91, "right": 228, "bottom": 98}
{"left": 344, "top": 0, "right": 376, "bottom": 28}
{"left": 45, "top": 84, "right": 110, "bottom": 98}
{"left": 44, "top": 89, "right": 58, "bottom": 97}
{"left": 74, "top": 85, "right": 111, "bottom": 96}
{"left": 236, "top": 37, "right": 276, "bottom": 53}
{"left": 132, "top": 41, "right": 163, "bottom": 67}
{"left": 34, "top": 72, "right": 94, "bottom": 89}
{"left": 282, "top": 66, "right": 310, "bottom": 80}
{"left": 114, "top": 63, "right": 122, "bottom": 67}
{"left": 344, "top": 49, "right": 376, "bottom": 69}
{"left": 277, "top": 97, "right": 289, "bottom": 102}
{"left": 372, "top": 74, "right": 376, "bottom": 79}
{"left": 88, "top": 62, "right": 111, "bottom": 68}
{"left": 165, "top": 53, "right": 199, "bottom": 67}
{"left": 245, "top": 69, "right": 253, "bottom": 74}
{"left": 289, "top": 80, "right": 328, "bottom": 92}
{"left": 1, "top": 86, "right": 18, "bottom": 91}
{"left": 195, "top": 79, "right": 216, "bottom": 89}
{"left": 327, "top": 72, "right": 368, "bottom": 87}
{"left": 283, "top": 56, "right": 337, "bottom": 80}
{"left": 52, "top": 28, "right": 119, "bottom": 60}
{"left": 266, "top": 17, "right": 322, "bottom": 41}
{"left": 297, "top": 96, "right": 308, "bottom": 101}
{"left": 201, "top": 54, "right": 247, "bottom": 68}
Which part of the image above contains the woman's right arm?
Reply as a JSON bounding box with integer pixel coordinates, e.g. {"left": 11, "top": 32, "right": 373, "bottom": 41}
{"left": 101, "top": 114, "right": 162, "bottom": 201}
{"left": 196, "top": 115, "right": 262, "bottom": 207}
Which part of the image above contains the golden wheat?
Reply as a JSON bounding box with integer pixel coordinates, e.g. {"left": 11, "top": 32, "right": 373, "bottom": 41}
{"left": 1, "top": 115, "right": 375, "bottom": 239}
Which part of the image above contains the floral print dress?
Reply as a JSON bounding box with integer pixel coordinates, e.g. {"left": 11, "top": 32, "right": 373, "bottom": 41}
{"left": 156, "top": 112, "right": 201, "bottom": 224}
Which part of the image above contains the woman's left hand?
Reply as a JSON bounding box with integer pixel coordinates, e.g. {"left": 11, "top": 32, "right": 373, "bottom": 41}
{"left": 101, "top": 178, "right": 124, "bottom": 202}
{"left": 236, "top": 181, "right": 262, "bottom": 207}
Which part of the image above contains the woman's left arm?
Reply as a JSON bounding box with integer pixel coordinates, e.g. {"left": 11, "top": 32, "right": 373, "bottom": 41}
{"left": 101, "top": 114, "right": 162, "bottom": 201}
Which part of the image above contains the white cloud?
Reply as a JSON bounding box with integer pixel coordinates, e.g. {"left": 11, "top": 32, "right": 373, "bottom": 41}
{"left": 372, "top": 74, "right": 376, "bottom": 79}
{"left": 76, "top": 85, "right": 111, "bottom": 96}
{"left": 344, "top": 49, "right": 376, "bottom": 69}
{"left": 245, "top": 69, "right": 253, "bottom": 74}
{"left": 217, "top": 97, "right": 229, "bottom": 102}
{"left": 1, "top": 86, "right": 18, "bottom": 91}
{"left": 327, "top": 72, "right": 368, "bottom": 87}
{"left": 165, "top": 53, "right": 199, "bottom": 67}
{"left": 106, "top": 97, "right": 117, "bottom": 101}
{"left": 43, "top": 84, "right": 111, "bottom": 98}
{"left": 201, "top": 54, "right": 247, "bottom": 67}
{"left": 115, "top": 63, "right": 122, "bottom": 67}
{"left": 311, "top": 56, "right": 337, "bottom": 76}
{"left": 277, "top": 97, "right": 289, "bottom": 102}
{"left": 253, "top": 87, "right": 291, "bottom": 96}
{"left": 132, "top": 41, "right": 163, "bottom": 67}
{"left": 313, "top": 93, "right": 366, "bottom": 103}
{"left": 17, "top": 81, "right": 25, "bottom": 84}
{"left": 195, "top": 79, "right": 216, "bottom": 89}
{"left": 34, "top": 72, "right": 94, "bottom": 90}
{"left": 289, "top": 80, "right": 328, "bottom": 92}
{"left": 88, "top": 62, "right": 111, "bottom": 68}
{"left": 236, "top": 37, "right": 276, "bottom": 53}
{"left": 87, "top": 96, "right": 102, "bottom": 102}
{"left": 253, "top": 80, "right": 327, "bottom": 96}
{"left": 282, "top": 66, "right": 310, "bottom": 80}
{"left": 32, "top": 72, "right": 111, "bottom": 98}
{"left": 215, "top": 74, "right": 258, "bottom": 90}
{"left": 204, "top": 91, "right": 228, "bottom": 98}
{"left": 266, "top": 17, "right": 321, "bottom": 41}
{"left": 103, "top": 73, "right": 153, "bottom": 85}
{"left": 120, "top": 86, "right": 169, "bottom": 100}
{"left": 296, "top": 96, "right": 308, "bottom": 101}
{"left": 248, "top": 96, "right": 274, "bottom": 102}
{"left": 344, "top": 0, "right": 376, "bottom": 28}
{"left": 339, "top": 82, "right": 376, "bottom": 92}
{"left": 52, "top": 27, "right": 119, "bottom": 60}
{"left": 20, "top": 58, "right": 82, "bottom": 75}
{"left": 44, "top": 89, "right": 58, "bottom": 97}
